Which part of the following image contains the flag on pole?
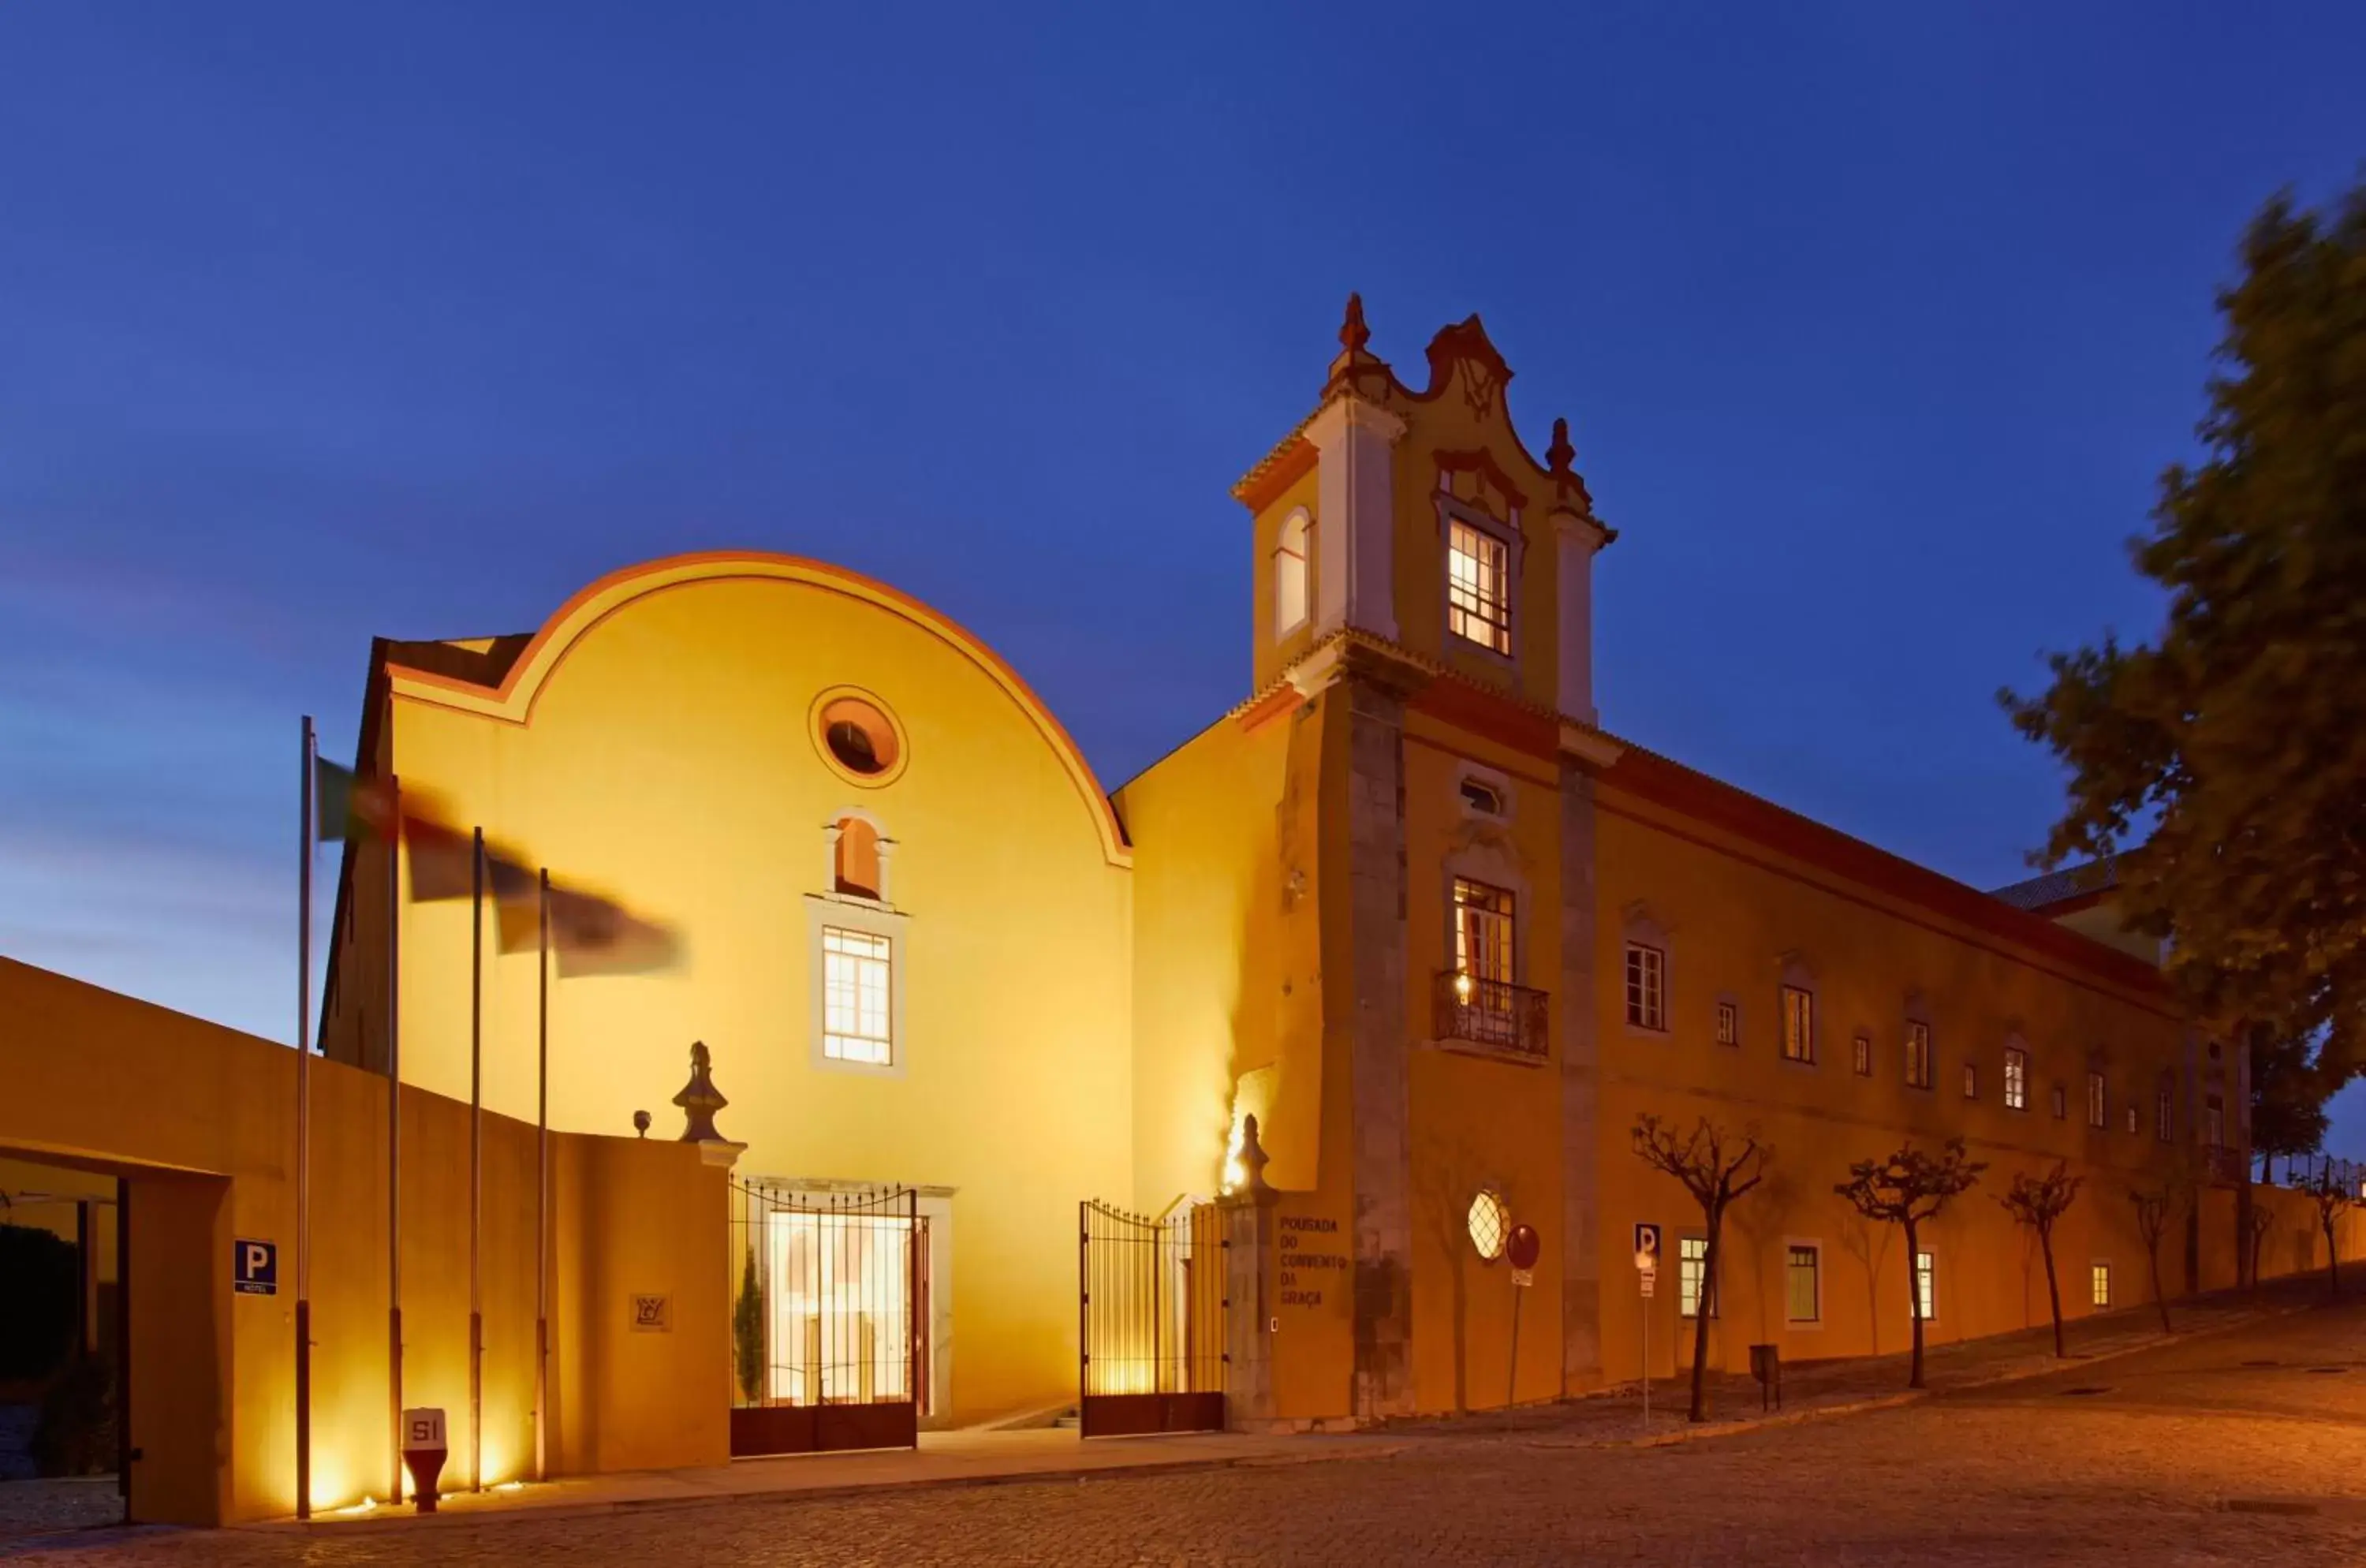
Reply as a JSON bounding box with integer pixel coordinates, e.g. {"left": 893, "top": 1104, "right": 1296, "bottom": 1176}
{"left": 312, "top": 758, "right": 394, "bottom": 842}
{"left": 544, "top": 882, "right": 684, "bottom": 977}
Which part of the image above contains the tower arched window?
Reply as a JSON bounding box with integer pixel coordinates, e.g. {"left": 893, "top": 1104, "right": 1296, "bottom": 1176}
{"left": 834, "top": 816, "right": 883, "bottom": 900}
{"left": 1274, "top": 508, "right": 1310, "bottom": 637}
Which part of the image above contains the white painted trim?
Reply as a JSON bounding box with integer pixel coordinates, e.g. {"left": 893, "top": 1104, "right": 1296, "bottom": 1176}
{"left": 804, "top": 894, "right": 912, "bottom": 1078}
{"left": 1782, "top": 1237, "right": 1825, "bottom": 1328}
{"left": 1303, "top": 395, "right": 1405, "bottom": 641}
{"left": 1272, "top": 506, "right": 1312, "bottom": 640}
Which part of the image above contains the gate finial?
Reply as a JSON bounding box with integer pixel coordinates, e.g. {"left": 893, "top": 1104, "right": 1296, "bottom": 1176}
{"left": 674, "top": 1040, "right": 728, "bottom": 1144}
{"left": 1237, "top": 1114, "right": 1273, "bottom": 1196}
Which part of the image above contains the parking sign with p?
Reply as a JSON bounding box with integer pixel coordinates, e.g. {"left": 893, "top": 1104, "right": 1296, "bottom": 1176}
{"left": 233, "top": 1238, "right": 278, "bottom": 1296}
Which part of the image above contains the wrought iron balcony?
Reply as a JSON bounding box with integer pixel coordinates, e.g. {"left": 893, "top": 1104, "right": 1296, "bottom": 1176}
{"left": 1434, "top": 971, "right": 1550, "bottom": 1059}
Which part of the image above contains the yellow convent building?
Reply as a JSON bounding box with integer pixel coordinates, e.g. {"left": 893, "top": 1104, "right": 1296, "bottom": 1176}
{"left": 320, "top": 298, "right": 2237, "bottom": 1446}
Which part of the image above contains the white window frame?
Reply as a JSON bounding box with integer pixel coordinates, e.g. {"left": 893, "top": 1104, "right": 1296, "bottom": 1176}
{"left": 1625, "top": 942, "right": 1666, "bottom": 1032}
{"left": 1715, "top": 997, "right": 1740, "bottom": 1047}
{"left": 2087, "top": 1070, "right": 2107, "bottom": 1129}
{"left": 1852, "top": 1032, "right": 1872, "bottom": 1077}
{"left": 1444, "top": 514, "right": 1514, "bottom": 657}
{"left": 1780, "top": 984, "right": 1816, "bottom": 1065}
{"left": 1678, "top": 1234, "right": 1716, "bottom": 1320}
{"left": 1272, "top": 506, "right": 1311, "bottom": 638}
{"left": 2090, "top": 1260, "right": 2112, "bottom": 1309}
{"left": 2003, "top": 1045, "right": 2028, "bottom": 1111}
{"left": 1783, "top": 1238, "right": 1823, "bottom": 1327}
{"left": 1963, "top": 1061, "right": 1980, "bottom": 1099}
{"left": 1905, "top": 1019, "right": 1934, "bottom": 1089}
{"left": 804, "top": 894, "right": 911, "bottom": 1077}
{"left": 1914, "top": 1249, "right": 1937, "bottom": 1323}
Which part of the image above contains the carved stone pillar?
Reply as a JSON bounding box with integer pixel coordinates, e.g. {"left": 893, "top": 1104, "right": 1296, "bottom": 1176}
{"left": 1340, "top": 670, "right": 1414, "bottom": 1420}
{"left": 1558, "top": 761, "right": 1604, "bottom": 1388}
{"left": 1222, "top": 1115, "right": 1279, "bottom": 1429}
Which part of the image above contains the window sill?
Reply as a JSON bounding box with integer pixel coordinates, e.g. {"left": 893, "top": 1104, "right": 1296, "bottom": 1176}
{"left": 1622, "top": 1021, "right": 1671, "bottom": 1041}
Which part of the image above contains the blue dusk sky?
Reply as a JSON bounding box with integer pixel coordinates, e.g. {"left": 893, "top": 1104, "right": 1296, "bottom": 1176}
{"left": 4, "top": 4, "right": 2363, "bottom": 1148}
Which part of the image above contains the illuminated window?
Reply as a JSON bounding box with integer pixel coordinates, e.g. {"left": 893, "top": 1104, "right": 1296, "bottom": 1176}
{"left": 1625, "top": 943, "right": 1666, "bottom": 1031}
{"left": 1853, "top": 1033, "right": 1872, "bottom": 1077}
{"left": 2087, "top": 1071, "right": 2107, "bottom": 1129}
{"left": 2091, "top": 1262, "right": 2112, "bottom": 1308}
{"left": 821, "top": 927, "right": 894, "bottom": 1065}
{"left": 1446, "top": 520, "right": 1512, "bottom": 655}
{"left": 1905, "top": 1021, "right": 1933, "bottom": 1088}
{"left": 1467, "top": 1189, "right": 1509, "bottom": 1262}
{"left": 2125, "top": 1104, "right": 2139, "bottom": 1135}
{"left": 1963, "top": 1062, "right": 1979, "bottom": 1099}
{"left": 2051, "top": 1083, "right": 2067, "bottom": 1119}
{"left": 1715, "top": 1000, "right": 1739, "bottom": 1047}
{"left": 2155, "top": 1087, "right": 2174, "bottom": 1142}
{"left": 1273, "top": 508, "right": 1310, "bottom": 636}
{"left": 833, "top": 816, "right": 882, "bottom": 899}
{"left": 1678, "top": 1236, "right": 1716, "bottom": 1320}
{"left": 1915, "top": 1251, "right": 1936, "bottom": 1322}
{"left": 1781, "top": 985, "right": 1814, "bottom": 1064}
{"left": 1785, "top": 1243, "right": 1821, "bottom": 1323}
{"left": 2004, "top": 1047, "right": 2028, "bottom": 1111}
{"left": 1454, "top": 878, "right": 1515, "bottom": 985}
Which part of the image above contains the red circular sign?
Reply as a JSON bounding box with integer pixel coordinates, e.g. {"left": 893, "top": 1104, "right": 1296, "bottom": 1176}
{"left": 1506, "top": 1222, "right": 1542, "bottom": 1272}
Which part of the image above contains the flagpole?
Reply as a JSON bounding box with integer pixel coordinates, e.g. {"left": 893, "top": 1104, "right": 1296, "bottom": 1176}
{"left": 535, "top": 867, "right": 550, "bottom": 1484}
{"left": 295, "top": 716, "right": 315, "bottom": 1521}
{"left": 386, "top": 775, "right": 404, "bottom": 1503}
{"left": 469, "top": 826, "right": 484, "bottom": 1491}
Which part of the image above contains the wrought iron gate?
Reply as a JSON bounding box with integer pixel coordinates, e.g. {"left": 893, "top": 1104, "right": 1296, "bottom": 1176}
{"left": 729, "top": 1180, "right": 925, "bottom": 1457}
{"left": 1078, "top": 1199, "right": 1226, "bottom": 1437}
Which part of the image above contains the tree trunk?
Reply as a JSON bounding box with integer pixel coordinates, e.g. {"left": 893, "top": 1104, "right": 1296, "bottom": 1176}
{"left": 1689, "top": 1215, "right": 1717, "bottom": 1422}
{"left": 2326, "top": 1215, "right": 2342, "bottom": 1301}
{"left": 2148, "top": 1235, "right": 2171, "bottom": 1333}
{"left": 1904, "top": 1218, "right": 1925, "bottom": 1390}
{"left": 2038, "top": 1222, "right": 2064, "bottom": 1358}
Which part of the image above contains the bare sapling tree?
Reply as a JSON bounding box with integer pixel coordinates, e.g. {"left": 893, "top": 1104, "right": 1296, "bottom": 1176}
{"left": 1631, "top": 1113, "right": 1768, "bottom": 1422}
{"left": 2243, "top": 1203, "right": 2274, "bottom": 1294}
{"left": 1998, "top": 1162, "right": 2084, "bottom": 1358}
{"left": 2301, "top": 1168, "right": 2361, "bottom": 1301}
{"left": 2129, "top": 1182, "right": 2181, "bottom": 1332}
{"left": 1836, "top": 1139, "right": 1987, "bottom": 1389}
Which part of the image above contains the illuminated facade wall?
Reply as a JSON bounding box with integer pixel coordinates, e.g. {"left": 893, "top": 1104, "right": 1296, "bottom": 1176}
{"left": 324, "top": 557, "right": 1135, "bottom": 1424}
{"left": 0, "top": 955, "right": 725, "bottom": 1525}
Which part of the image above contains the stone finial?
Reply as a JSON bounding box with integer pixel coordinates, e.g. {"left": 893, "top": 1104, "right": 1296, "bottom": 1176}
{"left": 1325, "top": 293, "right": 1391, "bottom": 398}
{"left": 674, "top": 1040, "right": 728, "bottom": 1144}
{"left": 633, "top": 1110, "right": 651, "bottom": 1138}
{"left": 1547, "top": 417, "right": 1575, "bottom": 477}
{"left": 1237, "top": 1114, "right": 1274, "bottom": 1197}
{"left": 1338, "top": 292, "right": 1370, "bottom": 357}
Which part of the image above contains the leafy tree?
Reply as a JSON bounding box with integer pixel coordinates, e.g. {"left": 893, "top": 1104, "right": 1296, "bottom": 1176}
{"left": 1836, "top": 1140, "right": 1987, "bottom": 1389}
{"left": 1631, "top": 1114, "right": 1768, "bottom": 1422}
{"left": 732, "top": 1246, "right": 766, "bottom": 1403}
{"left": 1997, "top": 1162, "right": 2084, "bottom": 1358}
{"left": 2001, "top": 181, "right": 2366, "bottom": 1123}
{"left": 2301, "top": 1168, "right": 2361, "bottom": 1300}
{"left": 2249, "top": 1025, "right": 2334, "bottom": 1158}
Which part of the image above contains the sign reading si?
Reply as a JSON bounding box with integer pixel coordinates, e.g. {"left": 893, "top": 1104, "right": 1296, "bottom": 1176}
{"left": 233, "top": 1239, "right": 278, "bottom": 1296}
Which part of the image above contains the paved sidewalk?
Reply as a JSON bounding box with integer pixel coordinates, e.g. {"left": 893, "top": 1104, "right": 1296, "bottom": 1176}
{"left": 1386, "top": 1272, "right": 2331, "bottom": 1446}
{"left": 249, "top": 1425, "right": 1402, "bottom": 1535}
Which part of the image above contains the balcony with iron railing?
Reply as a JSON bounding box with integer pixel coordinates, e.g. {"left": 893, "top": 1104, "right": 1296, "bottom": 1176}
{"left": 1433, "top": 971, "right": 1550, "bottom": 1061}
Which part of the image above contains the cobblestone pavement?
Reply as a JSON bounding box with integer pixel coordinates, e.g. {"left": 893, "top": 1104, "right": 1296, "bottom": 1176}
{"left": 15, "top": 1298, "right": 2366, "bottom": 1566}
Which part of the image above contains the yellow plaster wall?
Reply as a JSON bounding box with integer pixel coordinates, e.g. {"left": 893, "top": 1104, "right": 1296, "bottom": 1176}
{"left": 1248, "top": 467, "right": 1323, "bottom": 694}
{"left": 1115, "top": 700, "right": 1323, "bottom": 1210}
{"left": 1588, "top": 786, "right": 2206, "bottom": 1375}
{"left": 0, "top": 956, "right": 723, "bottom": 1525}
{"left": 383, "top": 562, "right": 1134, "bottom": 1421}
{"left": 1399, "top": 716, "right": 1567, "bottom": 1414}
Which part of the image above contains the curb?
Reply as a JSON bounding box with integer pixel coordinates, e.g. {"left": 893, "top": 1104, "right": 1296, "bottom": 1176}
{"left": 1521, "top": 1299, "right": 2316, "bottom": 1452}
{"left": 235, "top": 1442, "right": 1410, "bottom": 1537}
